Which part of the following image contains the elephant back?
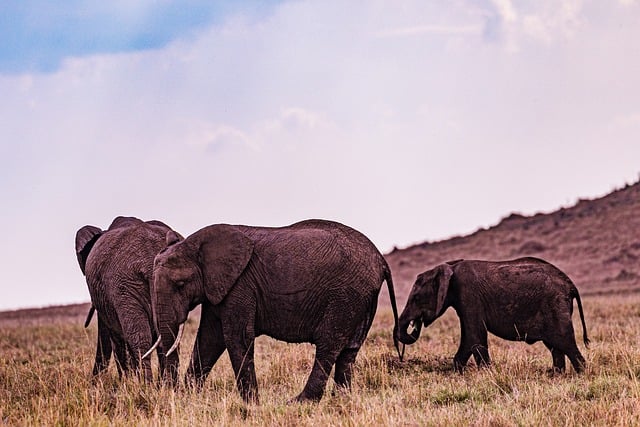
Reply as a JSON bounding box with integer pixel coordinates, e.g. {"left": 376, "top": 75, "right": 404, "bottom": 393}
{"left": 108, "top": 216, "right": 144, "bottom": 230}
{"left": 85, "top": 220, "right": 177, "bottom": 286}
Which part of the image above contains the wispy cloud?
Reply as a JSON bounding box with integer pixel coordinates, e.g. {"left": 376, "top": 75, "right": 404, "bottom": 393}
{"left": 375, "top": 24, "right": 482, "bottom": 38}
{"left": 484, "top": 0, "right": 586, "bottom": 52}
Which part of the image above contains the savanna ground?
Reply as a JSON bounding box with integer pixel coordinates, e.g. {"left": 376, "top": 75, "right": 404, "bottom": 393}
{"left": 1, "top": 293, "right": 639, "bottom": 426}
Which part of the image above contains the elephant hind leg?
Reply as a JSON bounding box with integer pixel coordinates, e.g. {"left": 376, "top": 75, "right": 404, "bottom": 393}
{"left": 294, "top": 344, "right": 342, "bottom": 402}
{"left": 545, "top": 330, "right": 586, "bottom": 374}
{"left": 111, "top": 334, "right": 129, "bottom": 378}
{"left": 333, "top": 348, "right": 359, "bottom": 392}
{"left": 333, "top": 299, "right": 376, "bottom": 393}
{"left": 566, "top": 346, "right": 586, "bottom": 373}
{"left": 92, "top": 317, "right": 113, "bottom": 377}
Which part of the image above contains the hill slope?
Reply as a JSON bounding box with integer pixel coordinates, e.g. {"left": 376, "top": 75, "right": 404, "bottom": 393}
{"left": 2, "top": 180, "right": 638, "bottom": 319}
{"left": 385, "top": 180, "right": 640, "bottom": 306}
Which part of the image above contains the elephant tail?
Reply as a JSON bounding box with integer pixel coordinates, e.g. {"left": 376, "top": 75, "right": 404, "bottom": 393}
{"left": 84, "top": 305, "right": 96, "bottom": 328}
{"left": 571, "top": 286, "right": 590, "bottom": 349}
{"left": 383, "top": 261, "right": 404, "bottom": 362}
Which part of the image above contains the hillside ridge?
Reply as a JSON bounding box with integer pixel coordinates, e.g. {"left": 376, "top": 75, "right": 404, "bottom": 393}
{"left": 2, "top": 180, "right": 639, "bottom": 317}
{"left": 384, "top": 179, "right": 640, "bottom": 305}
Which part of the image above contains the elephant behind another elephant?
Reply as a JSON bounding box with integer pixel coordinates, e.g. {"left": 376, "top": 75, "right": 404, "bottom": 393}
{"left": 396, "top": 257, "right": 589, "bottom": 374}
{"left": 75, "top": 216, "right": 183, "bottom": 382}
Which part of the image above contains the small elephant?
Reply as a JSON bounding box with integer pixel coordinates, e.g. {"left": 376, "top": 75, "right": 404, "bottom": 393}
{"left": 75, "top": 216, "right": 183, "bottom": 382}
{"left": 146, "top": 219, "right": 401, "bottom": 403}
{"left": 396, "top": 257, "right": 589, "bottom": 373}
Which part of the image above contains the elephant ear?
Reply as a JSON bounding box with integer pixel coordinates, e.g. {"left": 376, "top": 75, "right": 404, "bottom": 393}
{"left": 198, "top": 225, "right": 254, "bottom": 305}
{"left": 75, "top": 225, "right": 103, "bottom": 275}
{"left": 434, "top": 263, "right": 454, "bottom": 315}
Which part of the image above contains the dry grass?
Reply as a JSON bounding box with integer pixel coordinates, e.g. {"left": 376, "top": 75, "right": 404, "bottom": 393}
{"left": 2, "top": 294, "right": 639, "bottom": 426}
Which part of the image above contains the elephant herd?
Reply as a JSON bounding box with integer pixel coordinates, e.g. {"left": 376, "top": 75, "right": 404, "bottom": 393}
{"left": 75, "top": 216, "right": 589, "bottom": 403}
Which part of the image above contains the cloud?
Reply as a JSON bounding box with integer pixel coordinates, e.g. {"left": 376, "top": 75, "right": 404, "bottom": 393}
{"left": 491, "top": 0, "right": 518, "bottom": 23}
{"left": 1, "top": 0, "right": 640, "bottom": 309}
{"left": 484, "top": 0, "right": 585, "bottom": 51}
{"left": 260, "top": 108, "right": 332, "bottom": 135}
{"left": 181, "top": 121, "right": 251, "bottom": 152}
{"left": 612, "top": 112, "right": 640, "bottom": 128}
{"left": 375, "top": 24, "right": 483, "bottom": 38}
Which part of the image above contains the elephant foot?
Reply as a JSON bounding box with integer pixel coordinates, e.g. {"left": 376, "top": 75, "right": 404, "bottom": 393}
{"left": 239, "top": 392, "right": 259, "bottom": 406}
{"left": 288, "top": 391, "right": 323, "bottom": 404}
{"left": 453, "top": 360, "right": 466, "bottom": 374}
{"left": 183, "top": 374, "right": 206, "bottom": 390}
{"left": 547, "top": 366, "right": 566, "bottom": 377}
{"left": 330, "top": 385, "right": 350, "bottom": 398}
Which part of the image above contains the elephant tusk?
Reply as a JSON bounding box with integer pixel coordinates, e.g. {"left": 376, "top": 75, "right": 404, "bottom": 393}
{"left": 142, "top": 335, "right": 161, "bottom": 360}
{"left": 165, "top": 323, "right": 185, "bottom": 357}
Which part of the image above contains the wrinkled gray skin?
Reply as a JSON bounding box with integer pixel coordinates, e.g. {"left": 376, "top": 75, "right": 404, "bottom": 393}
{"left": 75, "top": 216, "right": 182, "bottom": 382}
{"left": 396, "top": 257, "right": 589, "bottom": 373}
{"left": 150, "top": 219, "right": 400, "bottom": 403}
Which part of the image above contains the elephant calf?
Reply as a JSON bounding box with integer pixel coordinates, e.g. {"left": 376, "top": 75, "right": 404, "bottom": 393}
{"left": 396, "top": 257, "right": 589, "bottom": 373}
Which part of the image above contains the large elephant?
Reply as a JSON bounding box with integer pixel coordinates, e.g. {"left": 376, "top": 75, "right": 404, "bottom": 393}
{"left": 75, "top": 216, "right": 182, "bottom": 382}
{"left": 146, "top": 219, "right": 401, "bottom": 403}
{"left": 396, "top": 257, "right": 589, "bottom": 373}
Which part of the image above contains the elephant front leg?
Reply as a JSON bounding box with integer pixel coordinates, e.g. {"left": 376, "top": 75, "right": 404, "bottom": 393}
{"left": 187, "top": 303, "right": 226, "bottom": 388}
{"left": 453, "top": 318, "right": 490, "bottom": 372}
{"left": 226, "top": 339, "right": 258, "bottom": 403}
{"left": 471, "top": 342, "right": 491, "bottom": 368}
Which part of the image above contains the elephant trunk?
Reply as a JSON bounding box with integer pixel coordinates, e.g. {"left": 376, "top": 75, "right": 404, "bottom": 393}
{"left": 396, "top": 316, "right": 422, "bottom": 345}
{"left": 154, "top": 297, "right": 181, "bottom": 385}
{"left": 158, "top": 321, "right": 180, "bottom": 385}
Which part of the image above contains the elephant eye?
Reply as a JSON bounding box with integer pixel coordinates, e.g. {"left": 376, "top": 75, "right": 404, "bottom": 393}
{"left": 174, "top": 280, "right": 186, "bottom": 288}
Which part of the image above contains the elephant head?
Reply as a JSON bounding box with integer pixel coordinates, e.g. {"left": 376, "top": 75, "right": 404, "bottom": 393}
{"left": 396, "top": 263, "right": 453, "bottom": 344}
{"left": 147, "top": 225, "right": 254, "bottom": 374}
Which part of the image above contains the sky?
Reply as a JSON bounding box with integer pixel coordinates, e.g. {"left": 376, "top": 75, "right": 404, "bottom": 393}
{"left": 1, "top": 0, "right": 639, "bottom": 310}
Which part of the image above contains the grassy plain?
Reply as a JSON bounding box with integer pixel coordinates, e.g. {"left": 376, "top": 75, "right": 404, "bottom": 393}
{"left": 1, "top": 293, "right": 639, "bottom": 426}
